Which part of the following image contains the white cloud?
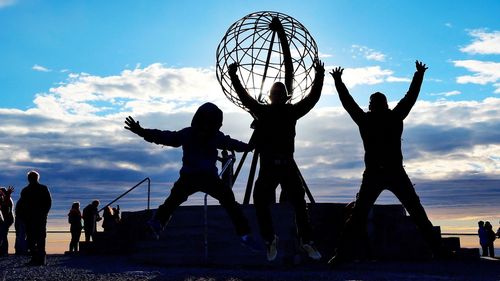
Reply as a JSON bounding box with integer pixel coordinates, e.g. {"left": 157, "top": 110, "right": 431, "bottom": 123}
{"left": 429, "top": 90, "right": 461, "bottom": 97}
{"left": 0, "top": 0, "right": 15, "bottom": 8}
{"left": 460, "top": 29, "right": 500, "bottom": 55}
{"left": 351, "top": 44, "right": 387, "bottom": 62}
{"left": 318, "top": 51, "right": 332, "bottom": 58}
{"left": 445, "top": 23, "right": 453, "bottom": 28}
{"left": 453, "top": 60, "right": 500, "bottom": 92}
{"left": 32, "top": 64, "right": 51, "bottom": 72}
{"left": 1, "top": 63, "right": 499, "bottom": 229}
{"left": 334, "top": 66, "right": 395, "bottom": 88}
{"left": 36, "top": 63, "right": 232, "bottom": 118}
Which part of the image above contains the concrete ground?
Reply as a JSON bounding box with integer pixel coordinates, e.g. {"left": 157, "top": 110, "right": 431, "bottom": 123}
{"left": 0, "top": 254, "right": 499, "bottom": 281}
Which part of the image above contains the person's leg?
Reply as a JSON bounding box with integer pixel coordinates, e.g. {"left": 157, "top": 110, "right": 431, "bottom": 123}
{"left": 279, "top": 162, "right": 312, "bottom": 243}
{"left": 332, "top": 170, "right": 383, "bottom": 262}
{"left": 70, "top": 229, "right": 78, "bottom": 252}
{"left": 253, "top": 164, "right": 280, "bottom": 243}
{"left": 75, "top": 229, "right": 81, "bottom": 252}
{"left": 154, "top": 177, "right": 195, "bottom": 226}
{"left": 488, "top": 243, "right": 495, "bottom": 258}
{"left": 25, "top": 222, "right": 37, "bottom": 261}
{"left": 0, "top": 224, "right": 8, "bottom": 256}
{"left": 481, "top": 244, "right": 488, "bottom": 256}
{"left": 204, "top": 176, "right": 250, "bottom": 236}
{"left": 35, "top": 219, "right": 47, "bottom": 265}
{"left": 389, "top": 169, "right": 439, "bottom": 254}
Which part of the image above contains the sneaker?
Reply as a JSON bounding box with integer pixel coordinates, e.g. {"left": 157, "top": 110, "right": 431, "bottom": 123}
{"left": 240, "top": 234, "right": 261, "bottom": 252}
{"left": 147, "top": 219, "right": 164, "bottom": 240}
{"left": 265, "top": 235, "right": 278, "bottom": 261}
{"left": 301, "top": 242, "right": 322, "bottom": 260}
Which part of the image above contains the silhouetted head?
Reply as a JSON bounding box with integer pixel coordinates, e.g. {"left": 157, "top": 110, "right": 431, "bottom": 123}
{"left": 72, "top": 202, "right": 80, "bottom": 210}
{"left": 478, "top": 221, "right": 484, "bottom": 227}
{"left": 485, "top": 221, "right": 492, "bottom": 230}
{"left": 191, "top": 102, "right": 223, "bottom": 137}
{"left": 27, "top": 170, "right": 40, "bottom": 184}
{"left": 269, "top": 82, "right": 288, "bottom": 104}
{"left": 92, "top": 200, "right": 100, "bottom": 208}
{"left": 104, "top": 205, "right": 113, "bottom": 216}
{"left": 369, "top": 92, "right": 389, "bottom": 112}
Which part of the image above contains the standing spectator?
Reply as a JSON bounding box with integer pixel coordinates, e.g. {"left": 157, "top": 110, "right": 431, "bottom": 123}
{"left": 82, "top": 200, "right": 101, "bottom": 242}
{"left": 14, "top": 199, "right": 28, "bottom": 255}
{"left": 485, "top": 221, "right": 496, "bottom": 258}
{"left": 496, "top": 220, "right": 500, "bottom": 238}
{"left": 478, "top": 221, "right": 488, "bottom": 256}
{"left": 68, "top": 202, "right": 83, "bottom": 253}
{"left": 17, "top": 171, "right": 52, "bottom": 266}
{"left": 0, "top": 186, "right": 14, "bottom": 257}
{"left": 102, "top": 205, "right": 120, "bottom": 233}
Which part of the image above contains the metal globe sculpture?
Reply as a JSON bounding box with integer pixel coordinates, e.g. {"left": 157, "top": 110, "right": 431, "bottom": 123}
{"left": 216, "top": 11, "right": 319, "bottom": 111}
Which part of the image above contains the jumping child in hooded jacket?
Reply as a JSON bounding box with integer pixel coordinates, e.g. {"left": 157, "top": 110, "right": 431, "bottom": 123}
{"left": 124, "top": 102, "right": 257, "bottom": 250}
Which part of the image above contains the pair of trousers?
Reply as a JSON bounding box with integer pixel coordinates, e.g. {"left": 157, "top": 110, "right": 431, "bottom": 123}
{"left": 155, "top": 173, "right": 251, "bottom": 236}
{"left": 69, "top": 228, "right": 82, "bottom": 252}
{"left": 253, "top": 156, "right": 313, "bottom": 243}
{"left": 336, "top": 167, "right": 438, "bottom": 258}
{"left": 25, "top": 218, "right": 47, "bottom": 263}
{"left": 0, "top": 223, "right": 9, "bottom": 255}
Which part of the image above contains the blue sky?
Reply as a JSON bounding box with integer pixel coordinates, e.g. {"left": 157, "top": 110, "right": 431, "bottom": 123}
{"left": 0, "top": 0, "right": 499, "bottom": 237}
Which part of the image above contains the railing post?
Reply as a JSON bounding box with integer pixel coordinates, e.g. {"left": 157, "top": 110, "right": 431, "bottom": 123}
{"left": 147, "top": 178, "right": 151, "bottom": 210}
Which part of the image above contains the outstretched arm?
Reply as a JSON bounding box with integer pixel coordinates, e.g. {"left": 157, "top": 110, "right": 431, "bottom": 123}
{"left": 228, "top": 63, "right": 264, "bottom": 114}
{"left": 124, "top": 116, "right": 182, "bottom": 147}
{"left": 330, "top": 67, "right": 365, "bottom": 124}
{"left": 292, "top": 59, "right": 325, "bottom": 119}
{"left": 393, "top": 60, "right": 427, "bottom": 120}
{"left": 270, "top": 17, "right": 293, "bottom": 96}
{"left": 217, "top": 132, "right": 252, "bottom": 153}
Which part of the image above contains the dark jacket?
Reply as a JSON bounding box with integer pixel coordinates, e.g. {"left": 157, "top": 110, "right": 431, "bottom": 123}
{"left": 141, "top": 103, "right": 250, "bottom": 176}
{"left": 230, "top": 70, "right": 324, "bottom": 156}
{"left": 82, "top": 204, "right": 100, "bottom": 232}
{"left": 17, "top": 183, "right": 52, "bottom": 222}
{"left": 334, "top": 71, "right": 424, "bottom": 169}
{"left": 68, "top": 209, "right": 82, "bottom": 232}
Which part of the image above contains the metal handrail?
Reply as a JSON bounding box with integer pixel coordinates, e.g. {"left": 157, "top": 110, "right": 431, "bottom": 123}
{"left": 98, "top": 177, "right": 151, "bottom": 213}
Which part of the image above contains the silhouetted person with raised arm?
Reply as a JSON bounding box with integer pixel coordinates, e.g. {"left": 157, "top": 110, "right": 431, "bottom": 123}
{"left": 0, "top": 186, "right": 14, "bottom": 257}
{"left": 83, "top": 200, "right": 101, "bottom": 242}
{"left": 328, "top": 61, "right": 439, "bottom": 266}
{"left": 228, "top": 17, "right": 325, "bottom": 262}
{"left": 124, "top": 102, "right": 259, "bottom": 251}
{"left": 17, "top": 171, "right": 51, "bottom": 266}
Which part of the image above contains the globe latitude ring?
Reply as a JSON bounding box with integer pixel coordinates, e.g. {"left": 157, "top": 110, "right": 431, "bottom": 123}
{"left": 216, "top": 11, "right": 319, "bottom": 111}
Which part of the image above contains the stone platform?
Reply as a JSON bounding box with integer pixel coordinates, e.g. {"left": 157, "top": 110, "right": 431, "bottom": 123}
{"left": 83, "top": 203, "right": 477, "bottom": 266}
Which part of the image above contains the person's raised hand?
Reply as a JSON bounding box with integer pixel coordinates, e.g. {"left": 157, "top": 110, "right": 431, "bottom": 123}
{"left": 329, "top": 67, "right": 344, "bottom": 80}
{"left": 415, "top": 60, "right": 428, "bottom": 73}
{"left": 314, "top": 59, "right": 325, "bottom": 75}
{"left": 124, "top": 116, "right": 144, "bottom": 135}
{"left": 6, "top": 186, "right": 14, "bottom": 196}
{"left": 228, "top": 62, "right": 238, "bottom": 76}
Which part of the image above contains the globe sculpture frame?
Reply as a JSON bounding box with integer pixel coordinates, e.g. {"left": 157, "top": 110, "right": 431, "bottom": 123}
{"left": 216, "top": 11, "right": 318, "bottom": 204}
{"left": 216, "top": 11, "right": 319, "bottom": 111}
